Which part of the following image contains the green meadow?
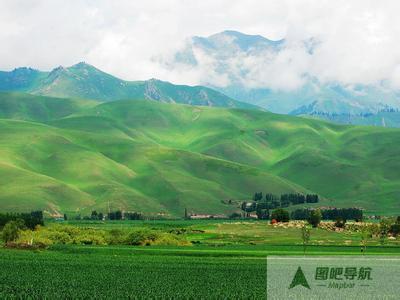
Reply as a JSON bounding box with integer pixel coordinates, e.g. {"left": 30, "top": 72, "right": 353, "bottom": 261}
{"left": 0, "top": 92, "right": 400, "bottom": 216}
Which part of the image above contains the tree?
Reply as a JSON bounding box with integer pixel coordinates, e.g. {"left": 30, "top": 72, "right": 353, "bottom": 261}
{"left": 63, "top": 214, "right": 68, "bottom": 221}
{"left": 360, "top": 225, "right": 371, "bottom": 255}
{"left": 306, "top": 194, "right": 319, "bottom": 203}
{"left": 334, "top": 217, "right": 346, "bottom": 228}
{"left": 98, "top": 212, "right": 104, "bottom": 221}
{"left": 108, "top": 210, "right": 123, "bottom": 220}
{"left": 301, "top": 224, "right": 311, "bottom": 255}
{"left": 91, "top": 211, "right": 98, "bottom": 220}
{"left": 2, "top": 220, "right": 24, "bottom": 243}
{"left": 256, "top": 207, "right": 269, "bottom": 220}
{"left": 253, "top": 192, "right": 263, "bottom": 201}
{"left": 379, "top": 218, "right": 392, "bottom": 245}
{"left": 28, "top": 211, "right": 44, "bottom": 229}
{"left": 271, "top": 209, "right": 289, "bottom": 222}
{"left": 308, "top": 209, "right": 322, "bottom": 228}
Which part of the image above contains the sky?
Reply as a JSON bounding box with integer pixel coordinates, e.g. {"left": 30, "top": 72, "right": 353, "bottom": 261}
{"left": 1, "top": 0, "right": 400, "bottom": 90}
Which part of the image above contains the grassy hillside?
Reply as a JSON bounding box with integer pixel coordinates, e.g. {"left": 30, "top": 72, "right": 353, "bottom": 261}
{"left": 0, "top": 93, "right": 399, "bottom": 216}
{"left": 0, "top": 92, "right": 97, "bottom": 122}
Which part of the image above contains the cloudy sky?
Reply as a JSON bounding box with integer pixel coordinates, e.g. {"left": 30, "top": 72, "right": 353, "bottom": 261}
{"left": 1, "top": 0, "right": 400, "bottom": 90}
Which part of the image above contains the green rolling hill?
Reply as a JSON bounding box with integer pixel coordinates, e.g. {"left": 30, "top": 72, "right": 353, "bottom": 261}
{"left": 0, "top": 63, "right": 257, "bottom": 109}
{"left": 0, "top": 92, "right": 399, "bottom": 216}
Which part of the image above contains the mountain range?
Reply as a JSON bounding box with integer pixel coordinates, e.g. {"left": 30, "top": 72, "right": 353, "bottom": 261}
{"left": 2, "top": 50, "right": 400, "bottom": 127}
{"left": 0, "top": 62, "right": 256, "bottom": 109}
{"left": 0, "top": 91, "right": 399, "bottom": 216}
{"left": 170, "top": 30, "right": 400, "bottom": 127}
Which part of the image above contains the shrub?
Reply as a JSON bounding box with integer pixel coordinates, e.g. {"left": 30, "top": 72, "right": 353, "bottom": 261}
{"left": 106, "top": 229, "right": 127, "bottom": 245}
{"left": 271, "top": 209, "right": 289, "bottom": 222}
{"left": 151, "top": 233, "right": 191, "bottom": 246}
{"left": 126, "top": 229, "right": 160, "bottom": 246}
{"left": 2, "top": 220, "right": 25, "bottom": 244}
{"left": 334, "top": 217, "right": 346, "bottom": 228}
{"left": 308, "top": 209, "right": 322, "bottom": 228}
{"left": 390, "top": 224, "right": 400, "bottom": 237}
{"left": 72, "top": 229, "right": 107, "bottom": 245}
{"left": 229, "top": 212, "right": 242, "bottom": 219}
{"left": 15, "top": 230, "right": 52, "bottom": 249}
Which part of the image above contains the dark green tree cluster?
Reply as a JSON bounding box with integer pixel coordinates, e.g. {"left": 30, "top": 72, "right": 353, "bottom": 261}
{"left": 90, "top": 211, "right": 104, "bottom": 220}
{"left": 271, "top": 209, "right": 290, "bottom": 222}
{"left": 73, "top": 211, "right": 143, "bottom": 221}
{"left": 291, "top": 208, "right": 363, "bottom": 221}
{"left": 256, "top": 206, "right": 269, "bottom": 220}
{"left": 107, "top": 211, "right": 123, "bottom": 220}
{"left": 0, "top": 211, "right": 43, "bottom": 230}
{"left": 253, "top": 192, "right": 263, "bottom": 201}
{"left": 291, "top": 209, "right": 310, "bottom": 220}
{"left": 280, "top": 193, "right": 306, "bottom": 205}
{"left": 124, "top": 212, "right": 143, "bottom": 220}
{"left": 306, "top": 194, "right": 319, "bottom": 203}
{"left": 241, "top": 201, "right": 269, "bottom": 219}
{"left": 321, "top": 208, "right": 363, "bottom": 221}
{"left": 389, "top": 217, "right": 400, "bottom": 236}
{"left": 252, "top": 192, "right": 319, "bottom": 209}
{"left": 265, "top": 193, "right": 280, "bottom": 209}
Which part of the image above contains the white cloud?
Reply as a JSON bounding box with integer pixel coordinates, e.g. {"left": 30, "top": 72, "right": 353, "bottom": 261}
{"left": 0, "top": 0, "right": 400, "bottom": 91}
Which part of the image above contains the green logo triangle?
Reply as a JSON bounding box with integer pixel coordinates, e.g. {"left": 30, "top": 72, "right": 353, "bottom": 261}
{"left": 289, "top": 266, "right": 311, "bottom": 289}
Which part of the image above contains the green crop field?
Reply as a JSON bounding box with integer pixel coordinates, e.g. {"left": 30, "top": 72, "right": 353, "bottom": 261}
{"left": 0, "top": 246, "right": 266, "bottom": 299}
{"left": 1, "top": 242, "right": 400, "bottom": 299}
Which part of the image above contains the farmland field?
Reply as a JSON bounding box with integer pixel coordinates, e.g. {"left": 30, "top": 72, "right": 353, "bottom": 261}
{"left": 1, "top": 220, "right": 400, "bottom": 299}
{"left": 1, "top": 243, "right": 400, "bottom": 299}
{"left": 0, "top": 246, "right": 267, "bottom": 299}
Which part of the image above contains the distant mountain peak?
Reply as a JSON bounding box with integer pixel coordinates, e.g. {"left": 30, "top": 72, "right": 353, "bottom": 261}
{"left": 69, "top": 61, "right": 96, "bottom": 69}
{"left": 11, "top": 67, "right": 39, "bottom": 74}
{"left": 192, "top": 30, "right": 284, "bottom": 52}
{"left": 210, "top": 30, "right": 282, "bottom": 43}
{"left": 52, "top": 65, "right": 65, "bottom": 72}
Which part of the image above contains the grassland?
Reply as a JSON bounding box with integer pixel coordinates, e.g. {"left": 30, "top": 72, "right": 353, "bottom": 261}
{"left": 0, "top": 92, "right": 400, "bottom": 215}
{"left": 53, "top": 219, "right": 400, "bottom": 248}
